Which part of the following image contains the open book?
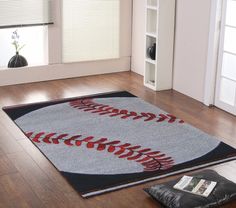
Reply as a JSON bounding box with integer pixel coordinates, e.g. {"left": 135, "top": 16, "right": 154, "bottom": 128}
{"left": 173, "top": 175, "right": 217, "bottom": 197}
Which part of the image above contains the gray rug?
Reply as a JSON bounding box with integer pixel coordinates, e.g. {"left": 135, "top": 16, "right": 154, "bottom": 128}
{"left": 3, "top": 91, "right": 236, "bottom": 197}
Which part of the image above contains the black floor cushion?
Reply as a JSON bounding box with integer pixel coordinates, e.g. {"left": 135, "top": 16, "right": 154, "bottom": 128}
{"left": 144, "top": 169, "right": 236, "bottom": 208}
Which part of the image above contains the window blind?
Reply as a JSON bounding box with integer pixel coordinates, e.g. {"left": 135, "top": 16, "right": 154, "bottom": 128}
{"left": 62, "top": 0, "right": 120, "bottom": 63}
{"left": 0, "top": 0, "right": 53, "bottom": 28}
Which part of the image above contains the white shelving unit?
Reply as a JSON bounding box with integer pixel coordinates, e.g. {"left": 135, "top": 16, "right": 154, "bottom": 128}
{"left": 144, "top": 0, "right": 176, "bottom": 91}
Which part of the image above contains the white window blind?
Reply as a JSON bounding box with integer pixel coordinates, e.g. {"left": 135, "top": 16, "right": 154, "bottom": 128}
{"left": 0, "top": 0, "right": 53, "bottom": 28}
{"left": 62, "top": 0, "right": 120, "bottom": 63}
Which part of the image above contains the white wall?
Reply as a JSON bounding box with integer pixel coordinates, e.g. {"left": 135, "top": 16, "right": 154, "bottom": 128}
{"left": 131, "top": 0, "right": 145, "bottom": 75}
{"left": 131, "top": 0, "right": 213, "bottom": 102}
{"left": 173, "top": 0, "right": 212, "bottom": 102}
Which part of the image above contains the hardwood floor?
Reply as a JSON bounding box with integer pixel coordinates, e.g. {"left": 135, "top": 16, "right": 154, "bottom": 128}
{"left": 0, "top": 71, "right": 235, "bottom": 208}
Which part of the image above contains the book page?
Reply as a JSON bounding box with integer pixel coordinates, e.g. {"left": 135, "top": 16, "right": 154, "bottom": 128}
{"left": 174, "top": 175, "right": 217, "bottom": 197}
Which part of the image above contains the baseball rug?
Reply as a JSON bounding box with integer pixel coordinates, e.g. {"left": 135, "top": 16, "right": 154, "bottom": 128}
{"left": 3, "top": 91, "right": 236, "bottom": 197}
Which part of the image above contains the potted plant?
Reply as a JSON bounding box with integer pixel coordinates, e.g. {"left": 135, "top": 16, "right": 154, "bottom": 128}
{"left": 8, "top": 30, "right": 28, "bottom": 68}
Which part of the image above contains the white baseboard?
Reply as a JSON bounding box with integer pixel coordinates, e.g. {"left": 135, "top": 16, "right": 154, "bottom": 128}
{"left": 0, "top": 57, "right": 131, "bottom": 86}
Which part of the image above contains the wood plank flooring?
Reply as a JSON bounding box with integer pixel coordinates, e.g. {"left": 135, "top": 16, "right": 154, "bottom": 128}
{"left": 0, "top": 71, "right": 235, "bottom": 208}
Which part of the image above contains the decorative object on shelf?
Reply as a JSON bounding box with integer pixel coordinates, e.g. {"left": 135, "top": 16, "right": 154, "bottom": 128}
{"left": 8, "top": 52, "right": 28, "bottom": 68}
{"left": 147, "top": 43, "right": 156, "bottom": 60}
{"left": 8, "top": 30, "right": 28, "bottom": 68}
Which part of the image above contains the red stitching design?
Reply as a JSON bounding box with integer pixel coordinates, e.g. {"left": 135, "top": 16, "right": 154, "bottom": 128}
{"left": 69, "top": 98, "right": 184, "bottom": 124}
{"left": 26, "top": 132, "right": 174, "bottom": 172}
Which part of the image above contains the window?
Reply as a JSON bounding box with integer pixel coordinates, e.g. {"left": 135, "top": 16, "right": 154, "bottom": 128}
{"left": 0, "top": 0, "right": 52, "bottom": 28}
{"left": 62, "top": 0, "right": 120, "bottom": 63}
{"left": 0, "top": 26, "right": 48, "bottom": 68}
{"left": 215, "top": 0, "right": 236, "bottom": 115}
{"left": 0, "top": 0, "right": 130, "bottom": 70}
{"left": 0, "top": 0, "right": 52, "bottom": 69}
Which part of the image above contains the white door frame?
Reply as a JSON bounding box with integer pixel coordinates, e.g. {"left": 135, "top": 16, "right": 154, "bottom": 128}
{"left": 214, "top": 0, "right": 236, "bottom": 115}
{"left": 204, "top": 0, "right": 223, "bottom": 106}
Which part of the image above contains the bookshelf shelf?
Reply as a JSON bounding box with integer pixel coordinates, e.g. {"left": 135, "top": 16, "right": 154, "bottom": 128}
{"left": 144, "top": 0, "right": 176, "bottom": 91}
{"left": 147, "top": 5, "right": 158, "bottom": 10}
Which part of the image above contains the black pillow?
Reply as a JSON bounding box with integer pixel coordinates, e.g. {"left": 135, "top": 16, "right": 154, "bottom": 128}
{"left": 144, "top": 169, "right": 236, "bottom": 208}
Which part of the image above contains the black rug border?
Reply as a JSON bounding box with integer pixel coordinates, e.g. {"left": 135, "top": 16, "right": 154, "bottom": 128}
{"left": 2, "top": 90, "right": 128, "bottom": 110}
{"left": 2, "top": 91, "right": 135, "bottom": 120}
{"left": 63, "top": 142, "right": 236, "bottom": 197}
{"left": 2, "top": 90, "right": 236, "bottom": 198}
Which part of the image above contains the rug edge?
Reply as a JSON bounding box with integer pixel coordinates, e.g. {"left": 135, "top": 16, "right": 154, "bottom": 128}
{"left": 2, "top": 90, "right": 129, "bottom": 110}
{"left": 82, "top": 156, "right": 236, "bottom": 198}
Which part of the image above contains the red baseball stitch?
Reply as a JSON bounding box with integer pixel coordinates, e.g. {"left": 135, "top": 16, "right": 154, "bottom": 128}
{"left": 25, "top": 132, "right": 174, "bottom": 172}
{"left": 69, "top": 98, "right": 184, "bottom": 124}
